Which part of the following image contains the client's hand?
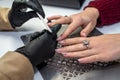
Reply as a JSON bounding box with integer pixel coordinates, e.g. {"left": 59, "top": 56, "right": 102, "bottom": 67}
{"left": 16, "top": 29, "right": 58, "bottom": 66}
{"left": 56, "top": 34, "right": 120, "bottom": 63}
{"left": 48, "top": 8, "right": 99, "bottom": 40}
{"left": 9, "top": 0, "right": 45, "bottom": 28}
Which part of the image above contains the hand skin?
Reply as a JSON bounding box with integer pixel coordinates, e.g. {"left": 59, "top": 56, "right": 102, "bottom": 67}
{"left": 47, "top": 7, "right": 99, "bottom": 40}
{"left": 55, "top": 34, "right": 120, "bottom": 63}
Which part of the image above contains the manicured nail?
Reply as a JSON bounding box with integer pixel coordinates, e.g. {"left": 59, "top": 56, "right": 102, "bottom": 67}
{"left": 78, "top": 59, "right": 82, "bottom": 62}
{"left": 55, "top": 49, "right": 61, "bottom": 53}
{"left": 78, "top": 59, "right": 85, "bottom": 63}
{"left": 47, "top": 23, "right": 51, "bottom": 26}
{"left": 57, "top": 36, "right": 62, "bottom": 41}
{"left": 59, "top": 40, "right": 64, "bottom": 44}
{"left": 62, "top": 53, "right": 67, "bottom": 55}
{"left": 82, "top": 32, "right": 86, "bottom": 37}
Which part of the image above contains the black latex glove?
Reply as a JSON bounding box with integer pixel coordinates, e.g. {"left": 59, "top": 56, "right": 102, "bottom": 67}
{"left": 16, "top": 24, "right": 61, "bottom": 66}
{"left": 9, "top": 0, "right": 45, "bottom": 28}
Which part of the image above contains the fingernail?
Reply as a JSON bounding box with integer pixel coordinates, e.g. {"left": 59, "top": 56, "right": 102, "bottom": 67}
{"left": 47, "top": 23, "right": 51, "bottom": 26}
{"left": 78, "top": 59, "right": 85, "bottom": 63}
{"left": 59, "top": 40, "right": 64, "bottom": 44}
{"left": 57, "top": 36, "right": 62, "bottom": 41}
{"left": 62, "top": 53, "right": 67, "bottom": 55}
{"left": 78, "top": 59, "right": 82, "bottom": 62}
{"left": 55, "top": 49, "right": 61, "bottom": 53}
{"left": 82, "top": 32, "right": 86, "bottom": 37}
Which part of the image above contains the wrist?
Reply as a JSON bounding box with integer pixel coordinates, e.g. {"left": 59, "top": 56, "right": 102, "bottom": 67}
{"left": 15, "top": 47, "right": 33, "bottom": 65}
{"left": 83, "top": 7, "right": 99, "bottom": 21}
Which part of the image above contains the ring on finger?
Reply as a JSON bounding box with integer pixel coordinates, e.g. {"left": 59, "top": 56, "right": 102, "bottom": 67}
{"left": 82, "top": 40, "right": 90, "bottom": 49}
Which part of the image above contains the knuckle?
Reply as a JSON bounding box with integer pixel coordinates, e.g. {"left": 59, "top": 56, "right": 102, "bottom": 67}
{"left": 100, "top": 54, "right": 111, "bottom": 62}
{"left": 103, "top": 56, "right": 111, "bottom": 62}
{"left": 92, "top": 55, "right": 100, "bottom": 62}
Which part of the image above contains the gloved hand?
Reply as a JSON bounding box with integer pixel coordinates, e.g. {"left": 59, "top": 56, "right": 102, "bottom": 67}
{"left": 16, "top": 24, "right": 61, "bottom": 66}
{"left": 9, "top": 0, "right": 45, "bottom": 28}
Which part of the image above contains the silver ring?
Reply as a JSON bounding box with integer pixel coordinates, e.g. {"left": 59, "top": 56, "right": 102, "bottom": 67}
{"left": 82, "top": 40, "right": 90, "bottom": 49}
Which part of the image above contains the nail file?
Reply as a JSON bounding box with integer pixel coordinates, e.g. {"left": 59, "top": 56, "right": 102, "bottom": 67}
{"left": 36, "top": 12, "right": 52, "bottom": 33}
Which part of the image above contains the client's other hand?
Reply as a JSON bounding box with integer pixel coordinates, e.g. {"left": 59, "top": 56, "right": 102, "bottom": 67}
{"left": 56, "top": 34, "right": 120, "bottom": 63}
{"left": 48, "top": 8, "right": 99, "bottom": 40}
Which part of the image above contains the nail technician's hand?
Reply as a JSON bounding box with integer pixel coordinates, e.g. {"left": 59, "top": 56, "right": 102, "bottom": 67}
{"left": 56, "top": 34, "right": 120, "bottom": 63}
{"left": 16, "top": 24, "right": 61, "bottom": 66}
{"left": 9, "top": 0, "right": 45, "bottom": 28}
{"left": 48, "top": 8, "right": 99, "bottom": 40}
{"left": 16, "top": 30, "right": 57, "bottom": 66}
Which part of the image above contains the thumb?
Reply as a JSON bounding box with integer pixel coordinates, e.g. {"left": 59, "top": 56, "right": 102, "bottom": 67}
{"left": 57, "top": 22, "right": 80, "bottom": 41}
{"left": 80, "top": 22, "right": 96, "bottom": 37}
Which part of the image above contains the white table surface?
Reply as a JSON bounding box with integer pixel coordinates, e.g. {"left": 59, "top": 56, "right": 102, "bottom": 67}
{"left": 0, "top": 0, "right": 120, "bottom": 80}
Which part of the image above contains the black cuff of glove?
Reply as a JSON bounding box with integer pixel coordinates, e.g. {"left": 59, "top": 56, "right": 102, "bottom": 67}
{"left": 8, "top": 11, "right": 17, "bottom": 29}
{"left": 15, "top": 47, "right": 35, "bottom": 67}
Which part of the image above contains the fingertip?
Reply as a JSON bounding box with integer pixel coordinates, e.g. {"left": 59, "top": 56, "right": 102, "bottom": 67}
{"left": 57, "top": 34, "right": 67, "bottom": 41}
{"left": 47, "top": 16, "right": 53, "bottom": 20}
{"left": 48, "top": 22, "right": 56, "bottom": 27}
{"left": 80, "top": 31, "right": 87, "bottom": 37}
{"left": 57, "top": 36, "right": 63, "bottom": 41}
{"left": 80, "top": 26, "right": 93, "bottom": 37}
{"left": 47, "top": 23, "right": 52, "bottom": 27}
{"left": 55, "top": 49, "right": 62, "bottom": 53}
{"left": 78, "top": 58, "right": 90, "bottom": 63}
{"left": 78, "top": 59, "right": 85, "bottom": 63}
{"left": 62, "top": 53, "right": 71, "bottom": 58}
{"left": 58, "top": 40, "right": 64, "bottom": 45}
